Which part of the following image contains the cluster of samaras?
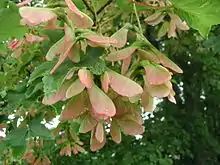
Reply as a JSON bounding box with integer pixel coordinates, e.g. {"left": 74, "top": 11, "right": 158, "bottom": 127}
{"left": 137, "top": 0, "right": 189, "bottom": 37}
{"left": 8, "top": 0, "right": 185, "bottom": 158}
{"left": 22, "top": 140, "right": 51, "bottom": 165}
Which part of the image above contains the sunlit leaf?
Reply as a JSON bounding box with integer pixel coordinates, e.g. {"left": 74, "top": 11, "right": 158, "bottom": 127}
{"left": 0, "top": 3, "right": 28, "bottom": 40}
{"left": 171, "top": 0, "right": 220, "bottom": 37}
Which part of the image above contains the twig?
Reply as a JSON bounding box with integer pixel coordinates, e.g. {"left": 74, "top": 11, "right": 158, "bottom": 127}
{"left": 82, "top": 0, "right": 113, "bottom": 26}
{"left": 82, "top": 0, "right": 96, "bottom": 19}
{"left": 97, "top": 0, "right": 113, "bottom": 15}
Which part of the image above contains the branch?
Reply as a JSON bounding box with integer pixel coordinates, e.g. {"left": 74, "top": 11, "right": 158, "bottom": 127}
{"left": 82, "top": 0, "right": 113, "bottom": 26}
{"left": 82, "top": 0, "right": 96, "bottom": 19}
{"left": 97, "top": 0, "right": 113, "bottom": 15}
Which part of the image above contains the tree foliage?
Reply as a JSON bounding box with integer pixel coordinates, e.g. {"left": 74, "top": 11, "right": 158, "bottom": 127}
{"left": 0, "top": 0, "right": 220, "bottom": 164}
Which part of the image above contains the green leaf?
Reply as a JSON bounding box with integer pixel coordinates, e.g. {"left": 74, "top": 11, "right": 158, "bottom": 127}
{"left": 92, "top": 0, "right": 109, "bottom": 11}
{"left": 158, "top": 158, "right": 173, "bottom": 165}
{"left": 42, "top": 60, "right": 73, "bottom": 97}
{"left": 88, "top": 59, "right": 106, "bottom": 75}
{"left": 203, "top": 36, "right": 220, "bottom": 53}
{"left": 0, "top": 89, "right": 7, "bottom": 98}
{"left": 77, "top": 46, "right": 104, "bottom": 67}
{"left": 25, "top": 81, "right": 43, "bottom": 98}
{"left": 12, "top": 145, "right": 27, "bottom": 159}
{"left": 171, "top": 0, "right": 220, "bottom": 37}
{"left": 0, "top": 2, "right": 28, "bottom": 41}
{"left": 72, "top": 0, "right": 86, "bottom": 10}
{"left": 70, "top": 123, "right": 80, "bottom": 134}
{"left": 28, "top": 61, "right": 56, "bottom": 84}
{"left": 5, "top": 91, "right": 26, "bottom": 111}
{"left": 42, "top": 75, "right": 57, "bottom": 97}
{"left": 6, "top": 128, "right": 28, "bottom": 146}
{"left": 0, "top": 42, "right": 6, "bottom": 53}
{"left": 7, "top": 91, "right": 26, "bottom": 103}
{"left": 0, "top": 0, "right": 7, "bottom": 9}
{"left": 41, "top": 29, "right": 64, "bottom": 44}
{"left": 116, "top": 0, "right": 133, "bottom": 12}
{"left": 29, "top": 118, "right": 53, "bottom": 139}
{"left": 0, "top": 141, "right": 7, "bottom": 155}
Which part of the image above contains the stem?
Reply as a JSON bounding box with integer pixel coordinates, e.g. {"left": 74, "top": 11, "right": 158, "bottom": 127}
{"left": 97, "top": 0, "right": 113, "bottom": 15}
{"left": 82, "top": 0, "right": 114, "bottom": 27}
{"left": 91, "top": 0, "right": 98, "bottom": 20}
{"left": 91, "top": 0, "right": 98, "bottom": 25}
{"left": 132, "top": 0, "right": 143, "bottom": 34}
